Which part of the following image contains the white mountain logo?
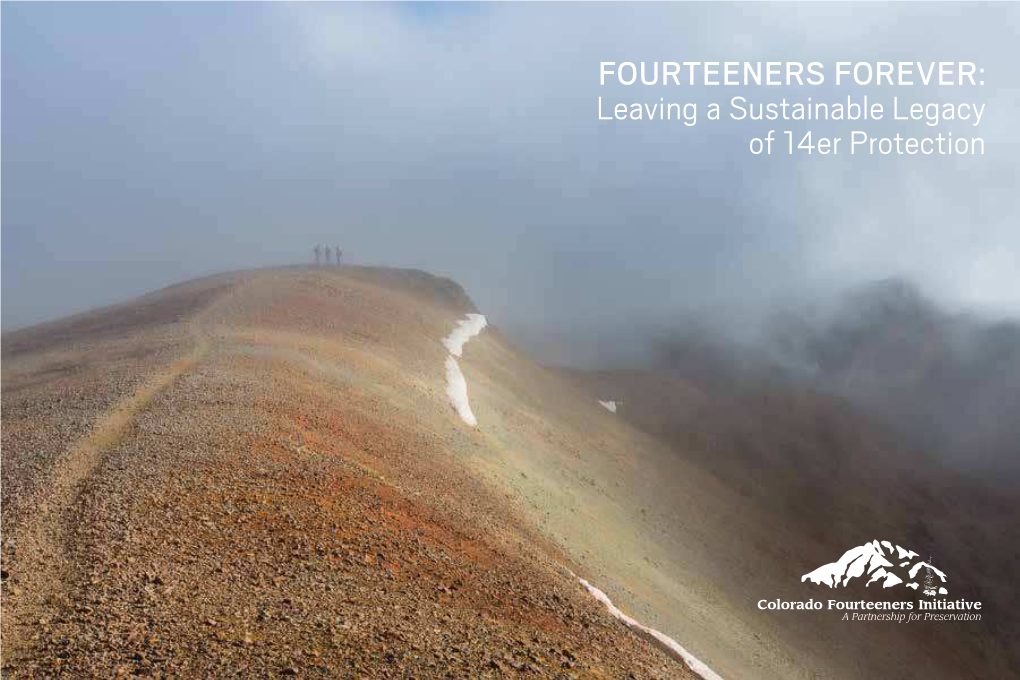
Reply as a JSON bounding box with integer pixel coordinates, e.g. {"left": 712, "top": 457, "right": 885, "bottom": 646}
{"left": 802, "top": 540, "right": 948, "bottom": 596}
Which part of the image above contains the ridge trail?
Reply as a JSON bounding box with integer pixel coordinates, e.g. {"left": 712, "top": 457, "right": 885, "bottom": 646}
{"left": 0, "top": 288, "right": 235, "bottom": 663}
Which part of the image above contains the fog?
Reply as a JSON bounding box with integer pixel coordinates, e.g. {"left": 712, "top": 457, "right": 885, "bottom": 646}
{"left": 3, "top": 2, "right": 1019, "bottom": 351}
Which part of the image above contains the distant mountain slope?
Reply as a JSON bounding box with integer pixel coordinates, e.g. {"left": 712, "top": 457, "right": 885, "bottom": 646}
{"left": 564, "top": 344, "right": 1019, "bottom": 678}
{"left": 764, "top": 278, "right": 1020, "bottom": 477}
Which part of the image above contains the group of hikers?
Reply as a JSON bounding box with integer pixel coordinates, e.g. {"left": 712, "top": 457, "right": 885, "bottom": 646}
{"left": 313, "top": 244, "right": 343, "bottom": 266}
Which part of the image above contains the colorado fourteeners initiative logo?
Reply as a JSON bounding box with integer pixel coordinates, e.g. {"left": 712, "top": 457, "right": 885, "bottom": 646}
{"left": 802, "top": 540, "right": 947, "bottom": 595}
{"left": 758, "top": 540, "right": 983, "bottom": 621}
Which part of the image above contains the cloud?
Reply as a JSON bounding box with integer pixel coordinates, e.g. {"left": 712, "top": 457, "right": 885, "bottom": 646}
{"left": 2, "top": 3, "right": 1018, "bottom": 332}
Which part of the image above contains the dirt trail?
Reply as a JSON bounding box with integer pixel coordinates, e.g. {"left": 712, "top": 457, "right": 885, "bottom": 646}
{"left": 0, "top": 294, "right": 228, "bottom": 662}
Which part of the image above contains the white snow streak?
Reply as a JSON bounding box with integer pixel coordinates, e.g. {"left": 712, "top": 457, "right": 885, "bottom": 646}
{"left": 445, "top": 356, "right": 477, "bottom": 427}
{"left": 442, "top": 313, "right": 718, "bottom": 676}
{"left": 442, "top": 312, "right": 719, "bottom": 674}
{"left": 577, "top": 578, "right": 724, "bottom": 680}
{"left": 442, "top": 313, "right": 487, "bottom": 357}
{"left": 441, "top": 313, "right": 487, "bottom": 426}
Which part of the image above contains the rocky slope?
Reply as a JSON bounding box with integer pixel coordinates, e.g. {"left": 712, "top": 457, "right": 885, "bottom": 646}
{"left": 4, "top": 266, "right": 1016, "bottom": 679}
{"left": 2, "top": 267, "right": 696, "bottom": 679}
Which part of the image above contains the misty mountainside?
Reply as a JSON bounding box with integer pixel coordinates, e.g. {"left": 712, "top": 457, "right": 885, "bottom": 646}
{"left": 560, "top": 279, "right": 1020, "bottom": 676}
{"left": 764, "top": 278, "right": 1020, "bottom": 478}
{"left": 589, "top": 277, "right": 1020, "bottom": 483}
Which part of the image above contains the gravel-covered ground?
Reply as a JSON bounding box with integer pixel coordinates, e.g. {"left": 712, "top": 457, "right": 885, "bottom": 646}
{"left": 1, "top": 267, "right": 695, "bottom": 679}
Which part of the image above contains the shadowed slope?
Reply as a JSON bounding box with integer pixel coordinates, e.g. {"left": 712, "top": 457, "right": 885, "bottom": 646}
{"left": 562, "top": 363, "right": 1018, "bottom": 679}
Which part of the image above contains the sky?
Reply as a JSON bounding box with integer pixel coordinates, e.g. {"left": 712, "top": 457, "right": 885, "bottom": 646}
{"left": 3, "top": 3, "right": 1019, "bottom": 341}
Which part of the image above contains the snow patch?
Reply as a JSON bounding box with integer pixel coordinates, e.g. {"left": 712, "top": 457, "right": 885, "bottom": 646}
{"left": 598, "top": 400, "right": 617, "bottom": 413}
{"left": 577, "top": 578, "right": 724, "bottom": 680}
{"left": 441, "top": 313, "right": 487, "bottom": 426}
{"left": 442, "top": 313, "right": 487, "bottom": 357}
{"left": 445, "top": 356, "right": 477, "bottom": 427}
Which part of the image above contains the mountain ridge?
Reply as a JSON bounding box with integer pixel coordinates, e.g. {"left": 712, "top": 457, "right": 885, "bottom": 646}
{"left": 3, "top": 266, "right": 1017, "bottom": 679}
